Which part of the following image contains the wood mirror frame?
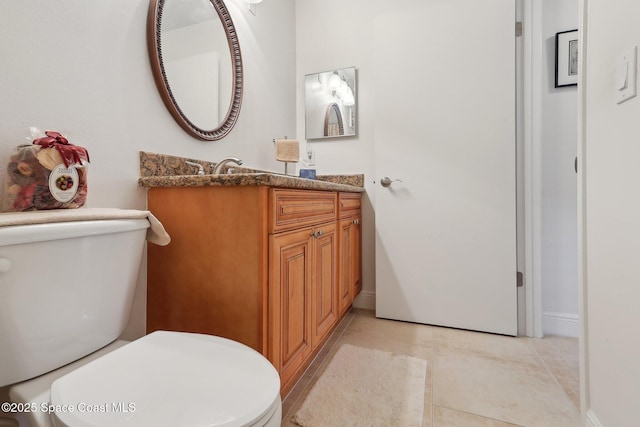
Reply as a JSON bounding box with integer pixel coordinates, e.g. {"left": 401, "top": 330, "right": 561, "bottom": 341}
{"left": 324, "top": 103, "right": 345, "bottom": 137}
{"left": 147, "top": 0, "right": 243, "bottom": 141}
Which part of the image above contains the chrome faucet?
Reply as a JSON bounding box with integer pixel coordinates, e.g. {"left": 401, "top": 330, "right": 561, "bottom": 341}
{"left": 212, "top": 157, "right": 243, "bottom": 174}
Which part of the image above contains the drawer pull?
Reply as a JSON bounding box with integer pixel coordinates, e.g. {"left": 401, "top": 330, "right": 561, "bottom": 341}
{"left": 352, "top": 219, "right": 360, "bottom": 225}
{"left": 310, "top": 230, "right": 324, "bottom": 238}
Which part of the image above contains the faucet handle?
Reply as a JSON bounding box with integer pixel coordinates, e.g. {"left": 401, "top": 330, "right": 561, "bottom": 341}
{"left": 184, "top": 161, "right": 204, "bottom": 175}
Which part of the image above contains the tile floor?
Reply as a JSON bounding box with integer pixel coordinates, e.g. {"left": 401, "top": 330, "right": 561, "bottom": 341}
{"left": 281, "top": 309, "right": 581, "bottom": 427}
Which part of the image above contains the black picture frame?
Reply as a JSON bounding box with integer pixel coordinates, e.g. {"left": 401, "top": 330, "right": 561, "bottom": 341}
{"left": 555, "top": 29, "right": 579, "bottom": 88}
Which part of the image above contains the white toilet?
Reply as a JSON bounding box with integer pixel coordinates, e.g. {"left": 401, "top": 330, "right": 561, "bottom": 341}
{"left": 0, "top": 215, "right": 281, "bottom": 427}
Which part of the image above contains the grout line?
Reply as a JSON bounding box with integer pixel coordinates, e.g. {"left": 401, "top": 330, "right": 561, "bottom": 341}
{"left": 530, "top": 339, "right": 581, "bottom": 415}
{"left": 432, "top": 404, "right": 527, "bottom": 427}
{"left": 430, "top": 344, "right": 434, "bottom": 427}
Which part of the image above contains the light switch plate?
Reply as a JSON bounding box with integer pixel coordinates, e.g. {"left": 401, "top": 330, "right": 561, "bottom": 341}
{"left": 304, "top": 144, "right": 315, "bottom": 166}
{"left": 616, "top": 46, "right": 637, "bottom": 104}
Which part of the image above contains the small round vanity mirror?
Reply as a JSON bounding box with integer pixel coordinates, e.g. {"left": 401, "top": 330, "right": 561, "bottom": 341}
{"left": 148, "top": 0, "right": 243, "bottom": 141}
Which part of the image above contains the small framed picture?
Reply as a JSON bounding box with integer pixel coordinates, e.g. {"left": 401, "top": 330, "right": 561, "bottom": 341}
{"left": 555, "top": 29, "right": 579, "bottom": 88}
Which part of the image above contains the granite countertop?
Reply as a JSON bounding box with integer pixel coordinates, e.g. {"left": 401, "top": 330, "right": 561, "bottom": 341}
{"left": 138, "top": 152, "right": 365, "bottom": 193}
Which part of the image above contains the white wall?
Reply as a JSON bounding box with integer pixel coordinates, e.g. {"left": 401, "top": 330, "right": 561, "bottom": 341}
{"left": 583, "top": 0, "right": 640, "bottom": 424}
{"left": 0, "top": 0, "right": 296, "bottom": 338}
{"left": 540, "top": 0, "right": 579, "bottom": 337}
{"left": 296, "top": 0, "right": 449, "bottom": 310}
{"left": 295, "top": 0, "right": 403, "bottom": 309}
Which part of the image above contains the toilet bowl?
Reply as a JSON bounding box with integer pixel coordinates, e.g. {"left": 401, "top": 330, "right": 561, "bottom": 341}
{"left": 9, "top": 331, "right": 281, "bottom": 427}
{"left": 0, "top": 212, "right": 282, "bottom": 427}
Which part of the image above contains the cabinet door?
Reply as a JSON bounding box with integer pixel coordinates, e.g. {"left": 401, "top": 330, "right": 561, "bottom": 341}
{"left": 339, "top": 218, "right": 354, "bottom": 314}
{"left": 351, "top": 215, "right": 362, "bottom": 297}
{"left": 338, "top": 216, "right": 362, "bottom": 314}
{"left": 311, "top": 222, "right": 339, "bottom": 349}
{"left": 269, "top": 228, "right": 313, "bottom": 389}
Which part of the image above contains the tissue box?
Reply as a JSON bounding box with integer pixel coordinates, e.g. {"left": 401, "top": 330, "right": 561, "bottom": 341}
{"left": 299, "top": 169, "right": 317, "bottom": 180}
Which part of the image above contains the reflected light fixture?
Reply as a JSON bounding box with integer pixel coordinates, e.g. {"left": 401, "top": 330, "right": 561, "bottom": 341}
{"left": 343, "top": 89, "right": 355, "bottom": 106}
{"left": 328, "top": 72, "right": 342, "bottom": 91}
{"left": 311, "top": 74, "right": 322, "bottom": 90}
{"left": 338, "top": 80, "right": 349, "bottom": 98}
{"left": 244, "top": 0, "right": 262, "bottom": 15}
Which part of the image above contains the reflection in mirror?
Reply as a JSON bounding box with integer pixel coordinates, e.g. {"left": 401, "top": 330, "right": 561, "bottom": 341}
{"left": 324, "top": 103, "right": 344, "bottom": 137}
{"left": 305, "top": 67, "right": 356, "bottom": 139}
{"left": 148, "top": 0, "right": 243, "bottom": 141}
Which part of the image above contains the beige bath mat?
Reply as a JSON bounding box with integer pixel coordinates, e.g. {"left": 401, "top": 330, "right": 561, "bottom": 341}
{"left": 291, "top": 344, "right": 427, "bottom": 427}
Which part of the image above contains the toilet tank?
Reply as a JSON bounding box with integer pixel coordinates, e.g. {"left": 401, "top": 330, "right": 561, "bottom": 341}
{"left": 0, "top": 218, "right": 149, "bottom": 387}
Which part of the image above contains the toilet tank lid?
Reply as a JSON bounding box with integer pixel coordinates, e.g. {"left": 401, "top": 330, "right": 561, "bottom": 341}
{"left": 0, "top": 208, "right": 170, "bottom": 246}
{"left": 0, "top": 218, "right": 149, "bottom": 247}
{"left": 50, "top": 331, "right": 281, "bottom": 427}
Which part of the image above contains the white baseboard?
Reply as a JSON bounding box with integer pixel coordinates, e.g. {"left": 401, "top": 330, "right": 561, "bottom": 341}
{"left": 585, "top": 409, "right": 603, "bottom": 427}
{"left": 353, "top": 290, "right": 375, "bottom": 311}
{"left": 542, "top": 311, "right": 579, "bottom": 338}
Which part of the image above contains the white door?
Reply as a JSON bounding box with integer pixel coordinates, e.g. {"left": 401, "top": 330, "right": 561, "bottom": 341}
{"left": 374, "top": 0, "right": 518, "bottom": 335}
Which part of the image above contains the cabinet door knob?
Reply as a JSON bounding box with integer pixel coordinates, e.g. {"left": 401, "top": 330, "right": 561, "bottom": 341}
{"left": 353, "top": 219, "right": 360, "bottom": 225}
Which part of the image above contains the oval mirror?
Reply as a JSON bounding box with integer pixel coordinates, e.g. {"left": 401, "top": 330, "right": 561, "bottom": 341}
{"left": 148, "top": 0, "right": 243, "bottom": 141}
{"left": 324, "top": 103, "right": 344, "bottom": 137}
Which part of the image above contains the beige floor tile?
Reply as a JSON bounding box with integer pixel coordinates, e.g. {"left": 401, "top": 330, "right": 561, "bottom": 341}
{"left": 433, "top": 405, "right": 524, "bottom": 427}
{"left": 532, "top": 335, "right": 579, "bottom": 358}
{"left": 338, "top": 311, "right": 434, "bottom": 362}
{"left": 533, "top": 337, "right": 579, "bottom": 374}
{"left": 348, "top": 311, "right": 435, "bottom": 348}
{"left": 557, "top": 375, "right": 580, "bottom": 411}
{"left": 532, "top": 335, "right": 580, "bottom": 412}
{"left": 423, "top": 370, "right": 433, "bottom": 427}
{"left": 337, "top": 328, "right": 433, "bottom": 363}
{"left": 433, "top": 327, "right": 541, "bottom": 365}
{"left": 282, "top": 310, "right": 581, "bottom": 427}
{"left": 433, "top": 349, "right": 581, "bottom": 427}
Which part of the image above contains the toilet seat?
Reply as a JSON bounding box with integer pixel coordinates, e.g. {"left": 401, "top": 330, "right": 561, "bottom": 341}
{"left": 49, "top": 331, "right": 281, "bottom": 427}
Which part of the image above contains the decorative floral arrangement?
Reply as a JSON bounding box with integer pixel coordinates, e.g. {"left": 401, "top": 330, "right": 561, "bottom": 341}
{"left": 1, "top": 128, "right": 90, "bottom": 212}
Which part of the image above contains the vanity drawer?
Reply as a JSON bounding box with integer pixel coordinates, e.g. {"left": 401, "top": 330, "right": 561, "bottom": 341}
{"left": 338, "top": 192, "right": 362, "bottom": 218}
{"left": 269, "top": 189, "right": 337, "bottom": 233}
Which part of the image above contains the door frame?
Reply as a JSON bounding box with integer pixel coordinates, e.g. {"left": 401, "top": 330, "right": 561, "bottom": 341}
{"left": 521, "top": 0, "right": 544, "bottom": 338}
{"left": 523, "top": 0, "right": 588, "bottom": 419}
{"left": 577, "top": 0, "right": 589, "bottom": 419}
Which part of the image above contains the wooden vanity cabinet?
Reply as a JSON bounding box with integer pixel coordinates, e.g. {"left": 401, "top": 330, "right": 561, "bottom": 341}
{"left": 147, "top": 186, "right": 271, "bottom": 353}
{"left": 147, "top": 186, "right": 359, "bottom": 396}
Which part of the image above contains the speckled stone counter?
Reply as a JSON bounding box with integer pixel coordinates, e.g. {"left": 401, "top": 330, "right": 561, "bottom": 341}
{"left": 138, "top": 151, "right": 365, "bottom": 193}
